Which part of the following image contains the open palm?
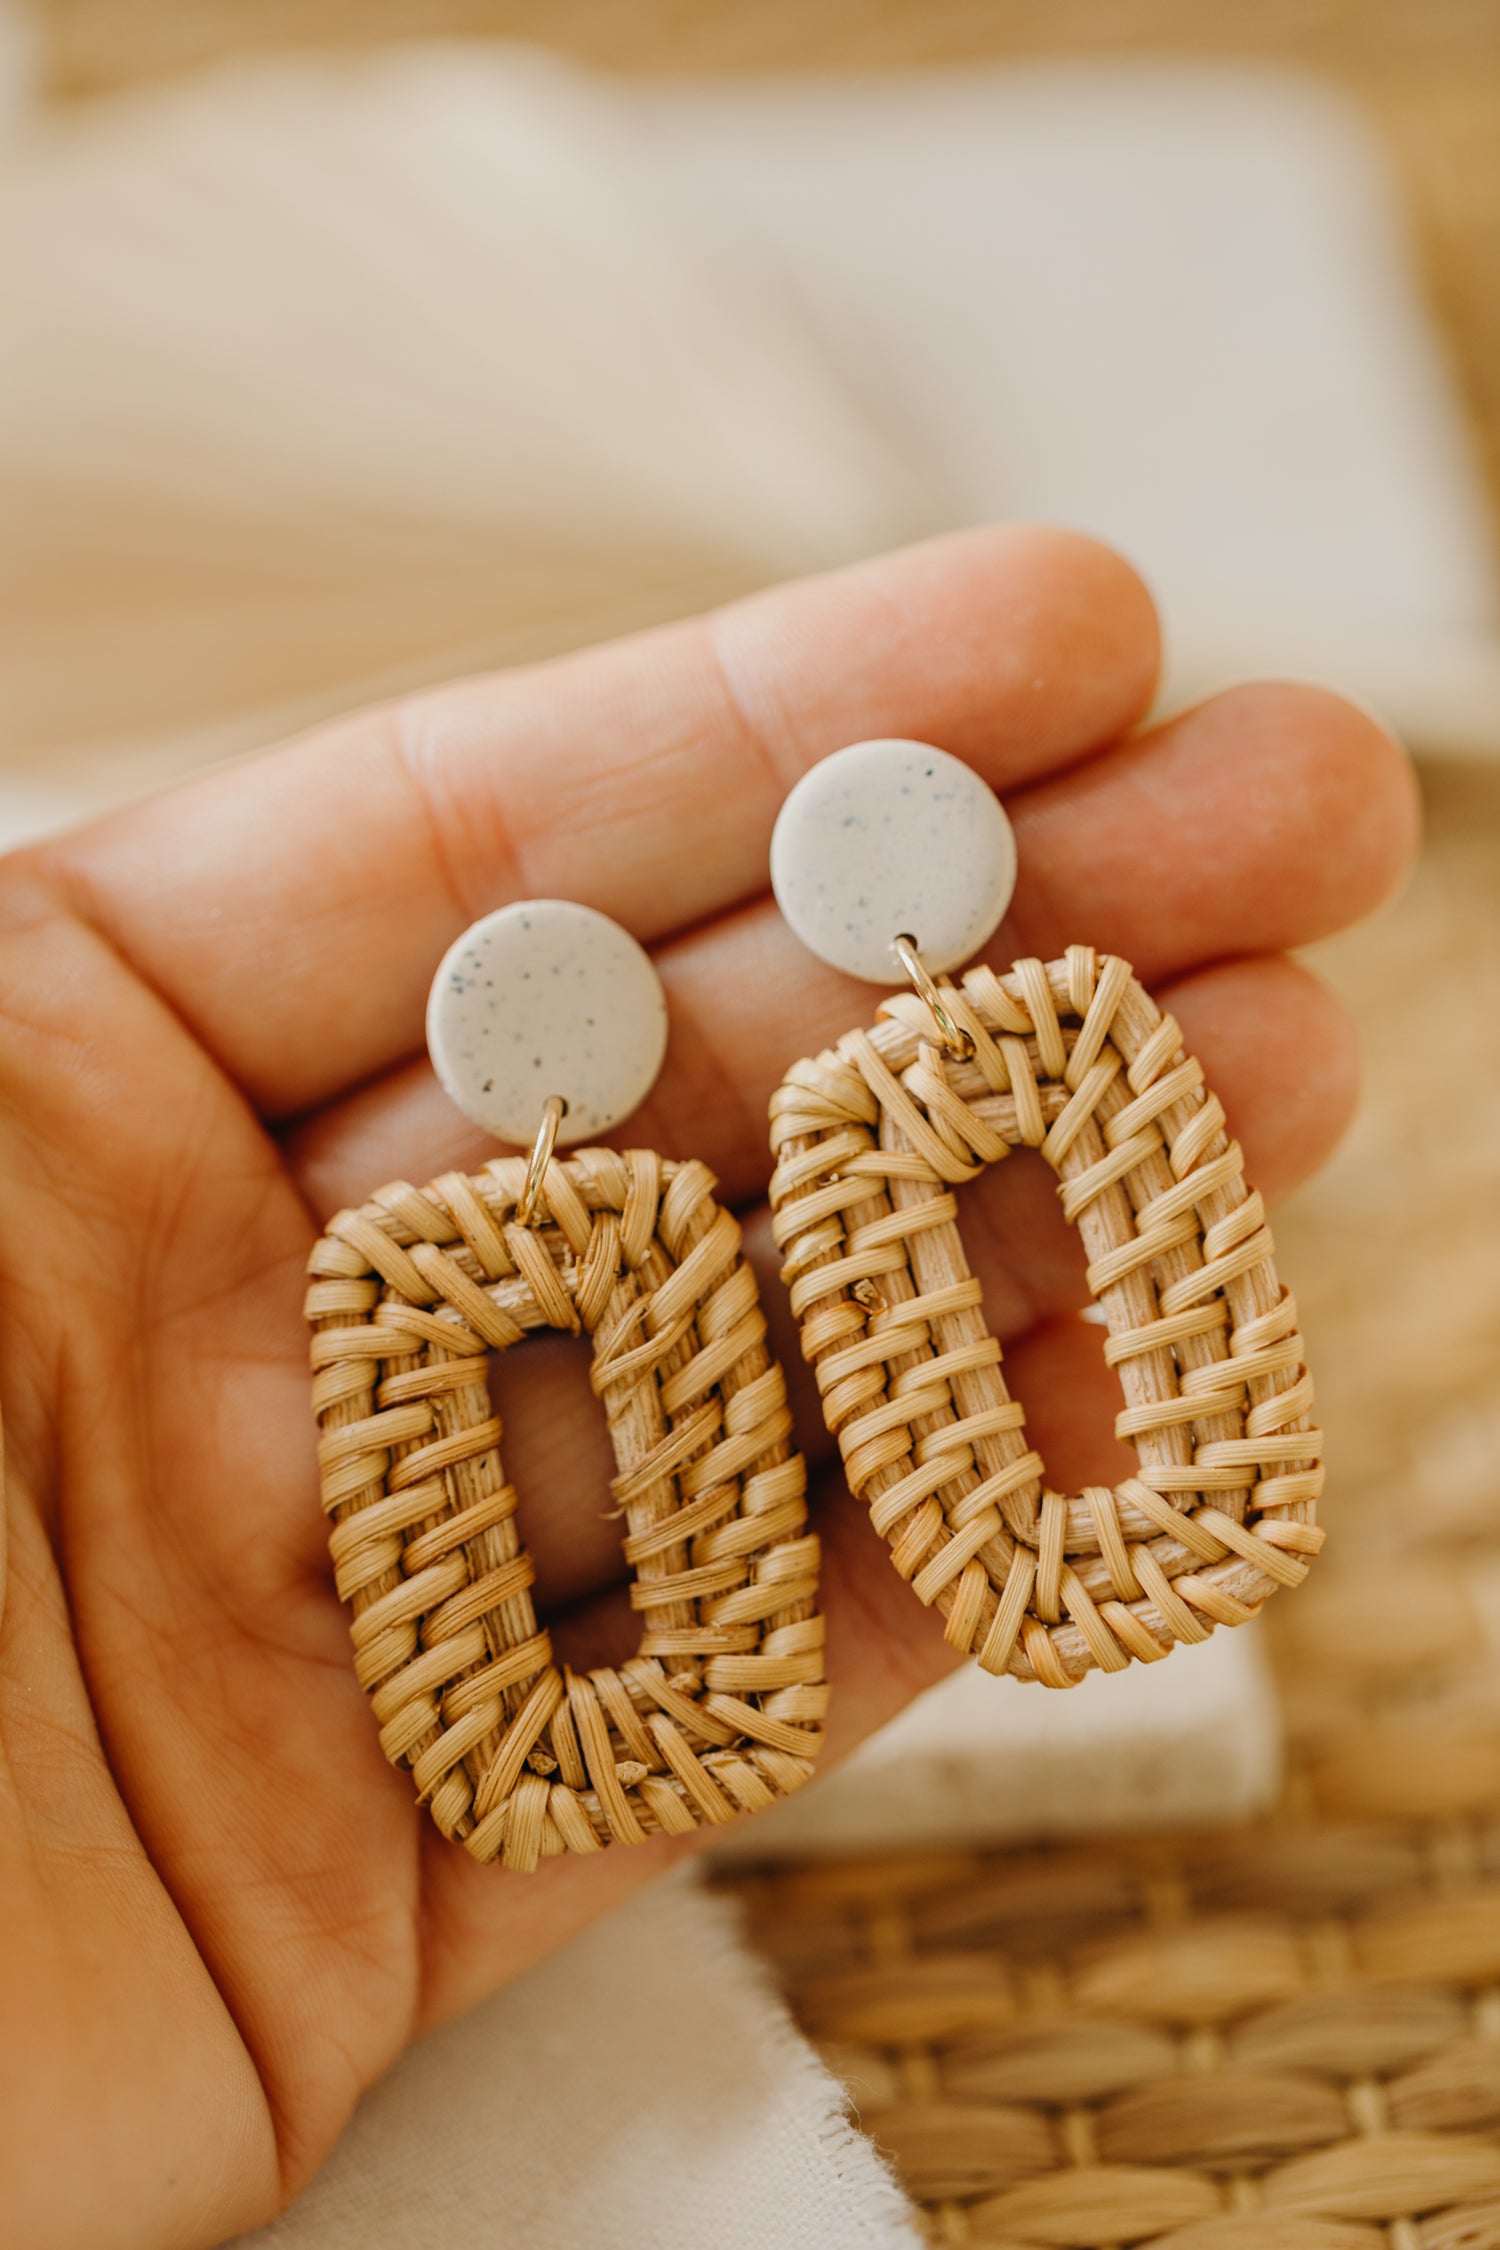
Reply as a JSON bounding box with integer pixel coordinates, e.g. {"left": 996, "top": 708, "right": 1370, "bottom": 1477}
{"left": 0, "top": 529, "right": 1417, "bottom": 2249}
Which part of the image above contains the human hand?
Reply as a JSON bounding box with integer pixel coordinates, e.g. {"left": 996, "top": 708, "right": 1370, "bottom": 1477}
{"left": 0, "top": 528, "right": 1417, "bottom": 2248}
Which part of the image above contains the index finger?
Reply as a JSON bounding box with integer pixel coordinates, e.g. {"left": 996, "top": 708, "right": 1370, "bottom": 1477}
{"left": 39, "top": 526, "right": 1159, "bottom": 1118}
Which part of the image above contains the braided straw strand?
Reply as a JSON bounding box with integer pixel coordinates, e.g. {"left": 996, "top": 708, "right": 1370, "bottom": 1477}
{"left": 307, "top": 1149, "right": 826, "bottom": 1866}
{"left": 769, "top": 948, "right": 1323, "bottom": 1686}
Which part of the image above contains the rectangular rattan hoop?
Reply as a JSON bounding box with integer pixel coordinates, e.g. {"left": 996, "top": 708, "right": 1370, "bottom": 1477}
{"left": 306, "top": 1147, "right": 826, "bottom": 1868}
{"left": 769, "top": 946, "right": 1324, "bottom": 1685}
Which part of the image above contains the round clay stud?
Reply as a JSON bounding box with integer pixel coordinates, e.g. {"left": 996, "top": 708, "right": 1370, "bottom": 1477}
{"left": 426, "top": 900, "right": 669, "bottom": 1147}
{"left": 770, "top": 739, "right": 1017, "bottom": 983}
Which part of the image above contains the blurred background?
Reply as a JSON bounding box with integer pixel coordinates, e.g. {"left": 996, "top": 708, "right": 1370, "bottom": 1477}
{"left": 6, "top": 0, "right": 1500, "bottom": 809}
{"left": 7, "top": 5, "right": 1500, "bottom": 2243}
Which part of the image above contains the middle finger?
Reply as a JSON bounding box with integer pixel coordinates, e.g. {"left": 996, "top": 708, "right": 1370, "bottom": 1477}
{"left": 287, "top": 677, "right": 1410, "bottom": 1214}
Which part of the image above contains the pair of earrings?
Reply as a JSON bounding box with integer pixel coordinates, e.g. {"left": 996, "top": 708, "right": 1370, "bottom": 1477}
{"left": 307, "top": 740, "right": 1323, "bottom": 1870}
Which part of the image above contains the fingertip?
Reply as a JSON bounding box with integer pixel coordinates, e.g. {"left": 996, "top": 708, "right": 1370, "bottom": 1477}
{"left": 1013, "top": 676, "right": 1424, "bottom": 979}
{"left": 1181, "top": 678, "right": 1423, "bottom": 927}
{"left": 715, "top": 521, "right": 1165, "bottom": 793}
{"left": 1167, "top": 952, "right": 1363, "bottom": 1202}
{"left": 1299, "top": 681, "right": 1424, "bottom": 917}
{"left": 993, "top": 523, "right": 1164, "bottom": 729}
{"left": 899, "top": 522, "right": 1163, "bottom": 764}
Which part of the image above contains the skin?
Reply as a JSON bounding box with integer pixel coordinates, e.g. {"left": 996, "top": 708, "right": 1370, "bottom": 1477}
{"left": 0, "top": 527, "right": 1419, "bottom": 2249}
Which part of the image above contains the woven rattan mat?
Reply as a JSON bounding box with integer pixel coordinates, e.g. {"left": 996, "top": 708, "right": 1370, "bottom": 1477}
{"left": 726, "top": 766, "right": 1500, "bottom": 2245}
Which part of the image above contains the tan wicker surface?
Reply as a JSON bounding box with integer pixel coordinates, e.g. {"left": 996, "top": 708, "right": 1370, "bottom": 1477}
{"left": 771, "top": 948, "right": 1322, "bottom": 1685}
{"left": 306, "top": 1150, "right": 825, "bottom": 1864}
{"left": 732, "top": 762, "right": 1500, "bottom": 2244}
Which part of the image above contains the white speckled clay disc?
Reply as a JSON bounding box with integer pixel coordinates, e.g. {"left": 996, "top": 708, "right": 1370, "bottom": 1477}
{"left": 426, "top": 901, "right": 668, "bottom": 1147}
{"left": 770, "top": 739, "right": 1017, "bottom": 983}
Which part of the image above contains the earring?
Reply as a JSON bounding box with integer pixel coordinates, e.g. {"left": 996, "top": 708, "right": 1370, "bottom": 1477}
{"left": 768, "top": 741, "right": 1323, "bottom": 1689}
{"left": 307, "top": 900, "right": 825, "bottom": 1868}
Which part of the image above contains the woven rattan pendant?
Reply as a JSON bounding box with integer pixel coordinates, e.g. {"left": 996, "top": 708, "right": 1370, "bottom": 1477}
{"left": 769, "top": 742, "right": 1324, "bottom": 1686}
{"left": 306, "top": 901, "right": 825, "bottom": 1867}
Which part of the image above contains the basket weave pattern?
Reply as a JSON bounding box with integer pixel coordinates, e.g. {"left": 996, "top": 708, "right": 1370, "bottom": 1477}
{"left": 306, "top": 1149, "right": 825, "bottom": 1865}
{"left": 769, "top": 948, "right": 1324, "bottom": 1684}
{"left": 737, "top": 1828, "right": 1500, "bottom": 2247}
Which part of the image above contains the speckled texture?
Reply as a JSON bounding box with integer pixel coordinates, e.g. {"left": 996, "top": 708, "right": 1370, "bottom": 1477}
{"left": 425, "top": 900, "right": 668, "bottom": 1146}
{"left": 769, "top": 739, "right": 1017, "bottom": 982}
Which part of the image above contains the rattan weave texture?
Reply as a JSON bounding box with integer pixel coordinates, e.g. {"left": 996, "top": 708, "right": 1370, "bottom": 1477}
{"left": 770, "top": 949, "right": 1324, "bottom": 1684}
{"left": 306, "top": 1148, "right": 825, "bottom": 1865}
{"left": 737, "top": 1823, "right": 1500, "bottom": 2249}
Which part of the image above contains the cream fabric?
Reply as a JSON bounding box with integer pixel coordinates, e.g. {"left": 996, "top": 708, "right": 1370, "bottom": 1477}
{"left": 636, "top": 62, "right": 1500, "bottom": 760}
{"left": 231, "top": 1874, "right": 921, "bottom": 2250}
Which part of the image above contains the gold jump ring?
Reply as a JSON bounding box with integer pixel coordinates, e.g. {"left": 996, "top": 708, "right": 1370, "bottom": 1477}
{"left": 891, "top": 934, "right": 974, "bottom": 1060}
{"left": 515, "top": 1094, "right": 568, "bottom": 1228}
